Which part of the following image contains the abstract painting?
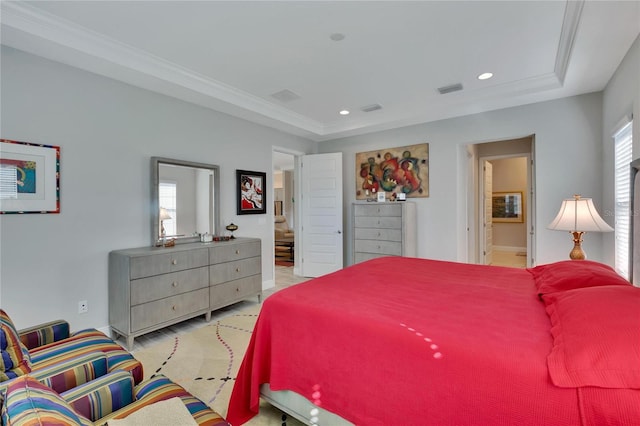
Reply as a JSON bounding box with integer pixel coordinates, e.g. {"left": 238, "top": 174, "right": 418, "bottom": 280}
{"left": 355, "top": 143, "right": 429, "bottom": 200}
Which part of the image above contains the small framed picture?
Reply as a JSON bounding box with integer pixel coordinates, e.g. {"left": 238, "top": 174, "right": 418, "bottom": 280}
{"left": 0, "top": 139, "right": 60, "bottom": 214}
{"left": 236, "top": 169, "right": 266, "bottom": 215}
{"left": 377, "top": 191, "right": 386, "bottom": 202}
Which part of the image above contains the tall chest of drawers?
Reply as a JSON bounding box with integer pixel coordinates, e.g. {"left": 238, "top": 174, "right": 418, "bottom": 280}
{"left": 353, "top": 202, "right": 416, "bottom": 264}
{"left": 109, "top": 238, "right": 261, "bottom": 350}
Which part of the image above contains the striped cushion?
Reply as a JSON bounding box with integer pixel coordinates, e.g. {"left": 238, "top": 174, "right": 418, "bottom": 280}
{"left": 38, "top": 352, "right": 109, "bottom": 394}
{"left": 62, "top": 369, "right": 135, "bottom": 421}
{"left": 29, "top": 329, "right": 143, "bottom": 384}
{"left": 19, "top": 320, "right": 70, "bottom": 350}
{"left": 0, "top": 352, "right": 108, "bottom": 396}
{"left": 100, "top": 375, "right": 229, "bottom": 426}
{"left": 0, "top": 310, "right": 32, "bottom": 382}
{"left": 0, "top": 375, "right": 92, "bottom": 426}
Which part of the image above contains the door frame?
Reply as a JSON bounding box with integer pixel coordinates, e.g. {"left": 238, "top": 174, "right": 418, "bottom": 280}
{"left": 272, "top": 147, "right": 304, "bottom": 277}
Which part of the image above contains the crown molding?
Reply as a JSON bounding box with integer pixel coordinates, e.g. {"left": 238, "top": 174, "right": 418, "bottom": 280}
{"left": 0, "top": 1, "right": 325, "bottom": 136}
{"left": 554, "top": 0, "right": 585, "bottom": 84}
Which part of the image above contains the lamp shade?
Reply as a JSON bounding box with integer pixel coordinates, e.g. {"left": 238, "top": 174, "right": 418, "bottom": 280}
{"left": 547, "top": 195, "right": 613, "bottom": 232}
{"left": 159, "top": 207, "right": 172, "bottom": 221}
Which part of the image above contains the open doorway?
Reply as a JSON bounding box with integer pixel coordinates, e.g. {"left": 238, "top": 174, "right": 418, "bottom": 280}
{"left": 482, "top": 156, "right": 529, "bottom": 267}
{"left": 470, "top": 136, "right": 536, "bottom": 268}
{"left": 273, "top": 151, "right": 295, "bottom": 270}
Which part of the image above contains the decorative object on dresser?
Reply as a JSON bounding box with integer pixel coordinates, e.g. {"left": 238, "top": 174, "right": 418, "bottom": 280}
{"left": 236, "top": 169, "right": 266, "bottom": 215}
{"left": 355, "top": 143, "right": 429, "bottom": 200}
{"left": 226, "top": 222, "right": 238, "bottom": 239}
{"left": 0, "top": 139, "right": 61, "bottom": 214}
{"left": 352, "top": 201, "right": 416, "bottom": 264}
{"left": 109, "top": 238, "right": 262, "bottom": 350}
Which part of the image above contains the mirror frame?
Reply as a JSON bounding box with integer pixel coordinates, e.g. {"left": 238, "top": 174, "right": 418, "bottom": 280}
{"left": 151, "top": 157, "right": 221, "bottom": 245}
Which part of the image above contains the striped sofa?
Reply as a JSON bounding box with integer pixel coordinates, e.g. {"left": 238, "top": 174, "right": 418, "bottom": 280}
{"left": 0, "top": 310, "right": 142, "bottom": 396}
{"left": 1, "top": 372, "right": 229, "bottom": 425}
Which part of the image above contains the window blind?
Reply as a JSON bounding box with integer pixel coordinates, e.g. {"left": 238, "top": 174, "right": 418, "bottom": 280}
{"left": 614, "top": 121, "right": 633, "bottom": 278}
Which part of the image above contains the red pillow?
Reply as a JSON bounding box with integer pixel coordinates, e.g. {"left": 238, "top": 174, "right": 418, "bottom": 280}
{"left": 528, "top": 260, "right": 630, "bottom": 295}
{"left": 542, "top": 285, "right": 640, "bottom": 388}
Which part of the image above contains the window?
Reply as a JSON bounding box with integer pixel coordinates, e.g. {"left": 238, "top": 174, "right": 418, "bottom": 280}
{"left": 614, "top": 120, "right": 633, "bottom": 278}
{"left": 159, "top": 181, "right": 177, "bottom": 237}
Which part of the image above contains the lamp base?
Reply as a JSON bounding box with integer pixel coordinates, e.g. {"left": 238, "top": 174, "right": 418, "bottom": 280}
{"left": 569, "top": 231, "right": 586, "bottom": 260}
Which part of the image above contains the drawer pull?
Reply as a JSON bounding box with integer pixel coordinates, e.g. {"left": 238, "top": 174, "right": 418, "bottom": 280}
{"left": 236, "top": 287, "right": 240, "bottom": 292}
{"left": 236, "top": 250, "right": 240, "bottom": 254}
{"left": 236, "top": 267, "right": 240, "bottom": 272}
{"left": 172, "top": 305, "right": 176, "bottom": 311}
{"left": 171, "top": 259, "right": 178, "bottom": 265}
{"left": 172, "top": 281, "right": 178, "bottom": 287}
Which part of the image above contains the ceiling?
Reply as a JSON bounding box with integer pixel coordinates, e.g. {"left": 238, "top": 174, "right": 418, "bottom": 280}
{"left": 1, "top": 1, "right": 639, "bottom": 142}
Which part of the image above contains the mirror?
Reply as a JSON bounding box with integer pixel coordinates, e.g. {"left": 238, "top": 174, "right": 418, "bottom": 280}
{"left": 151, "top": 157, "right": 220, "bottom": 245}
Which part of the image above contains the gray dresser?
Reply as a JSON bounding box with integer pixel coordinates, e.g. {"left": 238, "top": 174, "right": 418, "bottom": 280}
{"left": 353, "top": 202, "right": 416, "bottom": 264}
{"left": 109, "top": 237, "right": 261, "bottom": 349}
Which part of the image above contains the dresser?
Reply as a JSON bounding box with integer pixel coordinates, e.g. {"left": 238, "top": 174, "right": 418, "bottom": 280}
{"left": 109, "top": 238, "right": 261, "bottom": 349}
{"left": 353, "top": 202, "right": 416, "bottom": 264}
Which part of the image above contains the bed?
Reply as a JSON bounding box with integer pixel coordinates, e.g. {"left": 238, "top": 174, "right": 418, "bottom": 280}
{"left": 227, "top": 255, "right": 639, "bottom": 425}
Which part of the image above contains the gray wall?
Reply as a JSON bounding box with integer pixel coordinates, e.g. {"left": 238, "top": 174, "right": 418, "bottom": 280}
{"left": 0, "top": 46, "right": 314, "bottom": 330}
{"left": 318, "top": 93, "right": 607, "bottom": 266}
{"left": 602, "top": 34, "right": 640, "bottom": 267}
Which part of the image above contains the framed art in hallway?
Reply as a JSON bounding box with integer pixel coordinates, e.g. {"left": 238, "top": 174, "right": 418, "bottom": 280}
{"left": 0, "top": 139, "right": 60, "bottom": 214}
{"left": 237, "top": 169, "right": 266, "bottom": 215}
{"left": 492, "top": 191, "right": 523, "bottom": 223}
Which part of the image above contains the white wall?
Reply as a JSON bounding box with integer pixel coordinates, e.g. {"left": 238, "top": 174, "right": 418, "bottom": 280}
{"left": 319, "top": 93, "right": 606, "bottom": 266}
{"left": 0, "top": 46, "right": 315, "bottom": 330}
{"left": 602, "top": 35, "right": 640, "bottom": 267}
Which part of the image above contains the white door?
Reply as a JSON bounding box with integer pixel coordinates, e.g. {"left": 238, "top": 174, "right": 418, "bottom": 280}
{"left": 483, "top": 161, "right": 493, "bottom": 265}
{"left": 300, "top": 153, "right": 343, "bottom": 277}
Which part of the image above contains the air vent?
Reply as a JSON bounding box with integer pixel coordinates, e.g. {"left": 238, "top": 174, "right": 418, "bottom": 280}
{"left": 437, "top": 83, "right": 463, "bottom": 95}
{"left": 360, "top": 103, "right": 383, "bottom": 112}
{"left": 270, "top": 89, "right": 301, "bottom": 103}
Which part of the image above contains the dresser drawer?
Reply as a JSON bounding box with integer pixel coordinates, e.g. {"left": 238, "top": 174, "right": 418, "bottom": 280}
{"left": 130, "top": 266, "right": 208, "bottom": 305}
{"left": 354, "top": 252, "right": 390, "bottom": 263}
{"left": 355, "top": 239, "right": 402, "bottom": 255}
{"left": 130, "top": 249, "right": 208, "bottom": 279}
{"left": 209, "top": 241, "right": 261, "bottom": 263}
{"left": 354, "top": 227, "right": 402, "bottom": 242}
{"left": 354, "top": 204, "right": 402, "bottom": 217}
{"left": 354, "top": 216, "right": 402, "bottom": 229}
{"left": 130, "top": 288, "right": 209, "bottom": 332}
{"left": 209, "top": 257, "right": 261, "bottom": 285}
{"left": 210, "top": 275, "right": 262, "bottom": 309}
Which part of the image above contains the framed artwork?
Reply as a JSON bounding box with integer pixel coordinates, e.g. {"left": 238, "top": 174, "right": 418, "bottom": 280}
{"left": 492, "top": 191, "right": 523, "bottom": 223}
{"left": 236, "top": 169, "right": 266, "bottom": 215}
{"left": 0, "top": 139, "right": 60, "bottom": 214}
{"left": 355, "top": 143, "right": 429, "bottom": 200}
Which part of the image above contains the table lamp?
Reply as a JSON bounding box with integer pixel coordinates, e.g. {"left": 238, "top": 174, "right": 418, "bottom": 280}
{"left": 159, "top": 207, "right": 172, "bottom": 241}
{"left": 547, "top": 194, "right": 613, "bottom": 260}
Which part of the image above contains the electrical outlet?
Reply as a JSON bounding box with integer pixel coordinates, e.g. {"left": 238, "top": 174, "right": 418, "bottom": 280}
{"left": 78, "top": 300, "right": 88, "bottom": 314}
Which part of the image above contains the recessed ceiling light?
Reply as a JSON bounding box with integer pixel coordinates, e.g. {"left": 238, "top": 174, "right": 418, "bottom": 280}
{"left": 330, "top": 33, "right": 346, "bottom": 41}
{"left": 339, "top": 110, "right": 350, "bottom": 115}
{"left": 478, "top": 72, "right": 494, "bottom": 80}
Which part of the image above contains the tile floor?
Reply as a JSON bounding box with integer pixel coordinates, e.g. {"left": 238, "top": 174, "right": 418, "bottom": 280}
{"left": 490, "top": 250, "right": 528, "bottom": 268}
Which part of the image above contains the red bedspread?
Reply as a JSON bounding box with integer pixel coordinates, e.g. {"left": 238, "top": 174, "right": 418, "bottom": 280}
{"left": 227, "top": 257, "right": 639, "bottom": 425}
